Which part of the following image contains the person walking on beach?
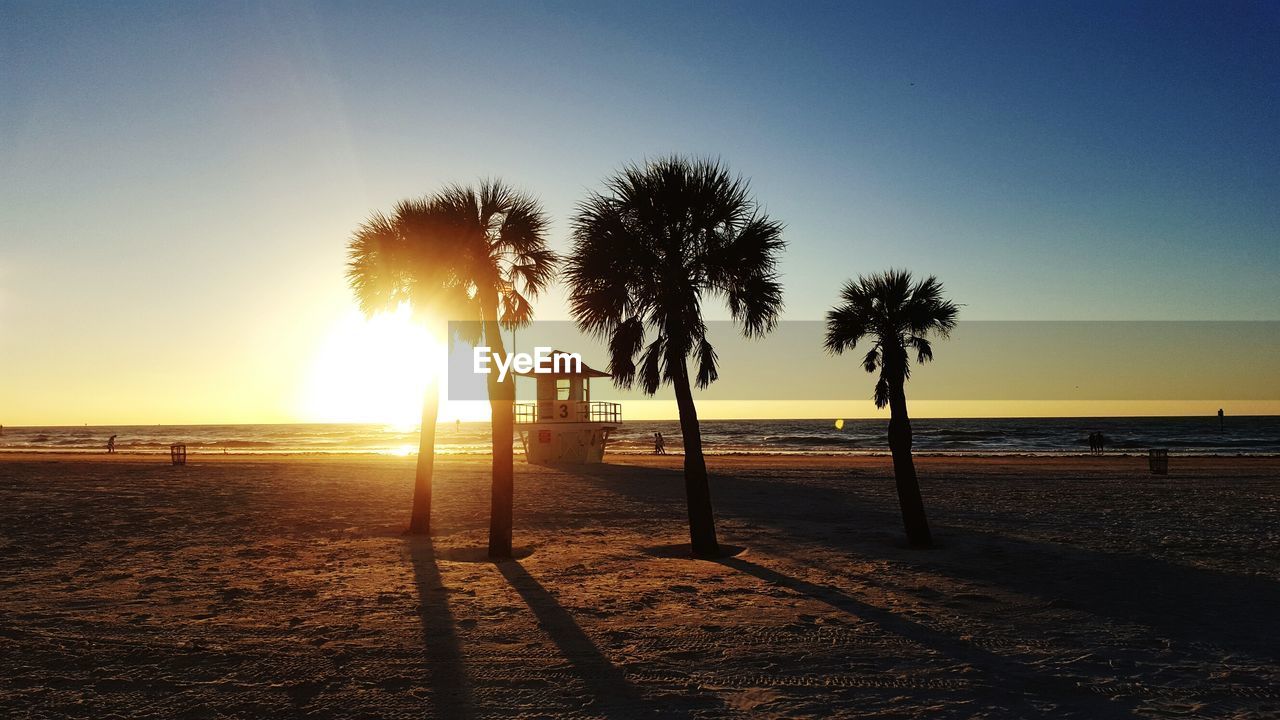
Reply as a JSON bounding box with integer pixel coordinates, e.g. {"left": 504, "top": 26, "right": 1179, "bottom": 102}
{"left": 654, "top": 432, "right": 667, "bottom": 455}
{"left": 1094, "top": 432, "right": 1106, "bottom": 455}
{"left": 1087, "top": 432, "right": 1098, "bottom": 454}
{"left": 107, "top": 435, "right": 117, "bottom": 454}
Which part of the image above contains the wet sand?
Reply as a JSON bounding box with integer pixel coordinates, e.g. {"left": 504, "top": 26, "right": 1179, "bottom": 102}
{"left": 1, "top": 453, "right": 1277, "bottom": 718}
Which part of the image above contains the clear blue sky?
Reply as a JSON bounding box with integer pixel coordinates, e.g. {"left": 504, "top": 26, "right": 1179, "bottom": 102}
{"left": 2, "top": 1, "right": 1277, "bottom": 423}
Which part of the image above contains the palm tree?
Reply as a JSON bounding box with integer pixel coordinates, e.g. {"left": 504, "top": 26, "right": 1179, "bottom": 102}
{"left": 824, "top": 270, "right": 958, "bottom": 548}
{"left": 347, "top": 199, "right": 472, "bottom": 535}
{"left": 567, "top": 157, "right": 786, "bottom": 557}
{"left": 428, "top": 181, "right": 556, "bottom": 559}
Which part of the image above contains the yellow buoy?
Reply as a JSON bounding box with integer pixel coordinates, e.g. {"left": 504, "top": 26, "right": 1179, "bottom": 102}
{"left": 834, "top": 418, "right": 845, "bottom": 430}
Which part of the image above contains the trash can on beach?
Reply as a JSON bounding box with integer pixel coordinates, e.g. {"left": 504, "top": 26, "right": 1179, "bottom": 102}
{"left": 1148, "top": 448, "right": 1168, "bottom": 475}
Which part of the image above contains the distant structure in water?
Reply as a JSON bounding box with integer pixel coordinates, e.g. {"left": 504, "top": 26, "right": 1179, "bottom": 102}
{"left": 514, "top": 350, "right": 621, "bottom": 464}
{"left": 1219, "top": 408, "right": 1225, "bottom": 431}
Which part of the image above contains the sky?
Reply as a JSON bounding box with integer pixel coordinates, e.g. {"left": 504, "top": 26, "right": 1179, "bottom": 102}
{"left": 1, "top": 1, "right": 1277, "bottom": 425}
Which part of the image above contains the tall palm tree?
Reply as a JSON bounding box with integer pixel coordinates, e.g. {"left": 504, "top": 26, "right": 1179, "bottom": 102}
{"left": 428, "top": 181, "right": 556, "bottom": 559}
{"left": 567, "top": 157, "right": 786, "bottom": 557}
{"left": 347, "top": 198, "right": 472, "bottom": 535}
{"left": 824, "top": 270, "right": 958, "bottom": 548}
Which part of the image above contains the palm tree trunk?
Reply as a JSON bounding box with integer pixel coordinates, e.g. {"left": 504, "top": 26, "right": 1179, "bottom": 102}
{"left": 886, "top": 377, "right": 932, "bottom": 548}
{"left": 671, "top": 361, "right": 719, "bottom": 557}
{"left": 483, "top": 308, "right": 515, "bottom": 559}
{"left": 407, "top": 378, "right": 439, "bottom": 535}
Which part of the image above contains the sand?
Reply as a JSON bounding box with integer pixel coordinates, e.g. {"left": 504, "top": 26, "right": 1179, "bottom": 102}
{"left": 1, "top": 452, "right": 1277, "bottom": 718}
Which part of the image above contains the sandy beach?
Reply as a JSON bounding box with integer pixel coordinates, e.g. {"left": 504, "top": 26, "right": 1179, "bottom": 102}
{"left": 1, "top": 453, "right": 1277, "bottom": 718}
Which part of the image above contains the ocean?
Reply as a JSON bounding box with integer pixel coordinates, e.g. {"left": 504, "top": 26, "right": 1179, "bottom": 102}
{"left": 2, "top": 416, "right": 1277, "bottom": 456}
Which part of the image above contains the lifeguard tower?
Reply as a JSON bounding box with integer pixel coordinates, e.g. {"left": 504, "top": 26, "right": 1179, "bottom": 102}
{"left": 514, "top": 351, "right": 621, "bottom": 464}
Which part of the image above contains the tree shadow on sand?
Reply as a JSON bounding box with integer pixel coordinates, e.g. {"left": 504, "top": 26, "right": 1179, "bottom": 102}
{"left": 561, "top": 462, "right": 1280, "bottom": 663}
{"left": 408, "top": 538, "right": 475, "bottom": 719}
{"left": 716, "top": 554, "right": 1137, "bottom": 718}
{"left": 496, "top": 560, "right": 721, "bottom": 716}
{"left": 719, "top": 473, "right": 1280, "bottom": 664}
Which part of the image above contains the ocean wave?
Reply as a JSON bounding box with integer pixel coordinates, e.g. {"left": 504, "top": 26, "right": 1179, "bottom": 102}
{"left": 919, "top": 429, "right": 1005, "bottom": 438}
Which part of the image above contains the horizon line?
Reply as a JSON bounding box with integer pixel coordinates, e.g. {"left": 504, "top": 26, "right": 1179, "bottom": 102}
{"left": 4, "top": 413, "right": 1275, "bottom": 429}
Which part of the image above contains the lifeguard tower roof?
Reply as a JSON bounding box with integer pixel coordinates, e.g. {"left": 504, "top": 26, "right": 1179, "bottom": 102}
{"left": 513, "top": 349, "right": 610, "bottom": 379}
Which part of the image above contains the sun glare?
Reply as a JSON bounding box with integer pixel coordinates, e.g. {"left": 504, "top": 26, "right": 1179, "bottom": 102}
{"left": 299, "top": 304, "right": 444, "bottom": 426}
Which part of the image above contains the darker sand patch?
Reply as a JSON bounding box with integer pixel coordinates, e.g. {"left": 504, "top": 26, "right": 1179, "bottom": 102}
{"left": 641, "top": 542, "right": 748, "bottom": 559}
{"left": 433, "top": 545, "right": 536, "bottom": 563}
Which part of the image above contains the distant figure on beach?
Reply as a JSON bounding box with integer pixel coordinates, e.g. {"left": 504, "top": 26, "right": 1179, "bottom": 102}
{"left": 107, "top": 435, "right": 117, "bottom": 454}
{"left": 654, "top": 432, "right": 667, "bottom": 455}
{"left": 1218, "top": 408, "right": 1224, "bottom": 431}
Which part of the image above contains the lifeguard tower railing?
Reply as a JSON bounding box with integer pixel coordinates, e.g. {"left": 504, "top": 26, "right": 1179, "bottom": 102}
{"left": 515, "top": 401, "right": 621, "bottom": 424}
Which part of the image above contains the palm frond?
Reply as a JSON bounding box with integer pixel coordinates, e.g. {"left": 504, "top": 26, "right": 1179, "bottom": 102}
{"left": 710, "top": 215, "right": 787, "bottom": 337}
{"left": 909, "top": 335, "right": 934, "bottom": 364}
{"left": 862, "top": 347, "right": 880, "bottom": 373}
{"left": 499, "top": 288, "right": 533, "bottom": 329}
{"left": 873, "top": 375, "right": 891, "bottom": 409}
{"left": 694, "top": 336, "right": 719, "bottom": 389}
{"left": 638, "top": 336, "right": 666, "bottom": 395}
{"left": 824, "top": 279, "right": 872, "bottom": 354}
{"left": 606, "top": 316, "right": 646, "bottom": 389}
{"left": 478, "top": 178, "right": 514, "bottom": 232}
{"left": 827, "top": 269, "right": 958, "bottom": 404}
{"left": 903, "top": 274, "right": 960, "bottom": 337}
{"left": 346, "top": 210, "right": 407, "bottom": 316}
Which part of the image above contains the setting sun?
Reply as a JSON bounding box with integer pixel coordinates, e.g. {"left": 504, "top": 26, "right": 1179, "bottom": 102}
{"left": 298, "top": 304, "right": 443, "bottom": 427}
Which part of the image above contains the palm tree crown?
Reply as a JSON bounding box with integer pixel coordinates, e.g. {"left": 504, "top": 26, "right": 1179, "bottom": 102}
{"left": 349, "top": 182, "right": 555, "bottom": 335}
{"left": 824, "top": 270, "right": 959, "bottom": 407}
{"left": 432, "top": 181, "right": 557, "bottom": 330}
{"left": 567, "top": 157, "right": 785, "bottom": 390}
{"left": 347, "top": 198, "right": 472, "bottom": 322}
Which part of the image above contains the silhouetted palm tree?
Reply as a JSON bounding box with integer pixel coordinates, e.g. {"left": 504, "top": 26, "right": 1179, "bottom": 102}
{"left": 429, "top": 181, "right": 556, "bottom": 559}
{"left": 824, "top": 270, "right": 958, "bottom": 548}
{"left": 347, "top": 198, "right": 471, "bottom": 535}
{"left": 567, "top": 157, "right": 786, "bottom": 557}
